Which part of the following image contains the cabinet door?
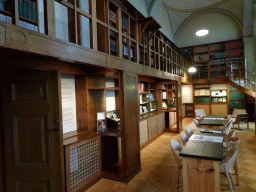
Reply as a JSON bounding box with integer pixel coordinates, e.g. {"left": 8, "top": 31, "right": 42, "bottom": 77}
{"left": 2, "top": 69, "right": 64, "bottom": 192}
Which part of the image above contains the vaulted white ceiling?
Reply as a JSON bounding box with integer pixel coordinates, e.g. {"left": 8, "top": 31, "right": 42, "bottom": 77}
{"left": 128, "top": 0, "right": 255, "bottom": 48}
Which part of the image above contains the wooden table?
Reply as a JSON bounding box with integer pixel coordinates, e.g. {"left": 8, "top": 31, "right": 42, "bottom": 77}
{"left": 180, "top": 129, "right": 224, "bottom": 192}
{"left": 200, "top": 115, "right": 226, "bottom": 127}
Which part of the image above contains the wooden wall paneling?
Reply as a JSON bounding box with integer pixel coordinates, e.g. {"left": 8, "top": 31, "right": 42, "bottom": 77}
{"left": 148, "top": 115, "right": 157, "bottom": 140}
{"left": 122, "top": 71, "right": 141, "bottom": 182}
{"left": 75, "top": 75, "right": 88, "bottom": 132}
{"left": 3, "top": 69, "right": 64, "bottom": 191}
{"left": 211, "top": 104, "right": 228, "bottom": 116}
{"left": 157, "top": 112, "right": 165, "bottom": 133}
{"left": 0, "top": 74, "right": 4, "bottom": 192}
{"left": 139, "top": 119, "right": 148, "bottom": 146}
{"left": 194, "top": 104, "right": 210, "bottom": 115}
{"left": 182, "top": 104, "right": 186, "bottom": 118}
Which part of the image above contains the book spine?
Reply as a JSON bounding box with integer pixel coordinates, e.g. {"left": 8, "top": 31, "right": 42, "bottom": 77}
{"left": 19, "top": 0, "right": 24, "bottom": 17}
{"left": 28, "top": 0, "right": 33, "bottom": 20}
{"left": 32, "top": 2, "right": 37, "bottom": 22}
{"left": 23, "top": 0, "right": 28, "bottom": 18}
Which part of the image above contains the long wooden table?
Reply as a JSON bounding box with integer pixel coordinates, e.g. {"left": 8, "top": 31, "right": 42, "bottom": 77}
{"left": 180, "top": 129, "right": 224, "bottom": 192}
{"left": 199, "top": 115, "right": 226, "bottom": 127}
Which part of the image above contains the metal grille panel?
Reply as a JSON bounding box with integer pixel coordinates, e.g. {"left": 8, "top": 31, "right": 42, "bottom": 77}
{"left": 157, "top": 112, "right": 165, "bottom": 133}
{"left": 65, "top": 136, "right": 101, "bottom": 192}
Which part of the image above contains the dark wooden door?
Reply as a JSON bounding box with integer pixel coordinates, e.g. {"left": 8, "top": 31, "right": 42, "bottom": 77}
{"left": 2, "top": 69, "right": 64, "bottom": 192}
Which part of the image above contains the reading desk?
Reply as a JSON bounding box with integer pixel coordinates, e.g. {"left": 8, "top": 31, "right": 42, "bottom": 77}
{"left": 180, "top": 128, "right": 224, "bottom": 192}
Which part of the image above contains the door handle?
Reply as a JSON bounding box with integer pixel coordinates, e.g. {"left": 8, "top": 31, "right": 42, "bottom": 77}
{"left": 48, "top": 127, "right": 59, "bottom": 131}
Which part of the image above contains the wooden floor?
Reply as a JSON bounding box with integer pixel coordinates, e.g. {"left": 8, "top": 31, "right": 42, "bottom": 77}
{"left": 86, "top": 118, "right": 256, "bottom": 192}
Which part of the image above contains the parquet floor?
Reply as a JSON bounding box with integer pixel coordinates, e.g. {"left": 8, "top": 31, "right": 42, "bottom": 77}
{"left": 86, "top": 118, "right": 256, "bottom": 192}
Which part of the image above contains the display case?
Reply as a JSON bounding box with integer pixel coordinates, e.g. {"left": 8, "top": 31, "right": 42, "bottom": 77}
{"left": 211, "top": 90, "right": 227, "bottom": 103}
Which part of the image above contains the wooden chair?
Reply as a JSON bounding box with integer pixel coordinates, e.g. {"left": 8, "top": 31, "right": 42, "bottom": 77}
{"left": 170, "top": 139, "right": 182, "bottom": 190}
{"left": 232, "top": 109, "right": 249, "bottom": 130}
{"left": 180, "top": 132, "right": 189, "bottom": 145}
{"left": 185, "top": 126, "right": 193, "bottom": 137}
{"left": 220, "top": 145, "right": 239, "bottom": 192}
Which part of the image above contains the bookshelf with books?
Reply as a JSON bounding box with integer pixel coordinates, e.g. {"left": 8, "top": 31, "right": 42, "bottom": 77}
{"left": 138, "top": 75, "right": 176, "bottom": 149}
{"left": 181, "top": 39, "right": 244, "bottom": 81}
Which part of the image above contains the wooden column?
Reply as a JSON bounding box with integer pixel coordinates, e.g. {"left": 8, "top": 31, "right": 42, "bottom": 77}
{"left": 122, "top": 71, "right": 141, "bottom": 182}
{"left": 91, "top": 0, "right": 98, "bottom": 50}
{"left": 177, "top": 80, "right": 182, "bottom": 132}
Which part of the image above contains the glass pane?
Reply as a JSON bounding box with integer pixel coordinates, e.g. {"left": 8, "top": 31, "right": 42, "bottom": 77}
{"left": 79, "top": 14, "right": 90, "bottom": 48}
{"left": 55, "top": 2, "right": 69, "bottom": 41}
{"left": 38, "top": 0, "right": 45, "bottom": 34}
{"left": 0, "top": 0, "right": 12, "bottom": 12}
{"left": 0, "top": 13, "right": 12, "bottom": 23}
{"left": 79, "top": 0, "right": 89, "bottom": 13}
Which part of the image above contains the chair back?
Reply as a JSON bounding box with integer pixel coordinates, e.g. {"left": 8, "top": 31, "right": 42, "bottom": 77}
{"left": 185, "top": 126, "right": 193, "bottom": 136}
{"left": 226, "top": 129, "right": 236, "bottom": 140}
{"left": 194, "top": 119, "right": 200, "bottom": 127}
{"left": 224, "top": 145, "right": 238, "bottom": 173}
{"left": 224, "top": 120, "right": 233, "bottom": 135}
{"left": 232, "top": 109, "right": 246, "bottom": 117}
{"left": 180, "top": 133, "right": 189, "bottom": 145}
{"left": 170, "top": 139, "right": 182, "bottom": 166}
{"left": 195, "top": 109, "right": 206, "bottom": 117}
{"left": 227, "top": 137, "right": 240, "bottom": 149}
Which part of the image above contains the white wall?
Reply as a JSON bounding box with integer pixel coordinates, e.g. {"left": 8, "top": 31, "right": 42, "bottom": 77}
{"left": 174, "top": 12, "right": 242, "bottom": 48}
{"left": 182, "top": 85, "right": 193, "bottom": 103}
{"left": 155, "top": 3, "right": 174, "bottom": 41}
{"left": 244, "top": 37, "right": 256, "bottom": 74}
{"left": 127, "top": 0, "right": 149, "bottom": 17}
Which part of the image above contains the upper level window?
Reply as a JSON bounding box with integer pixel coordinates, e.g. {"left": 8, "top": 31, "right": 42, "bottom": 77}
{"left": 54, "top": 0, "right": 91, "bottom": 48}
{"left": 0, "top": 0, "right": 45, "bottom": 33}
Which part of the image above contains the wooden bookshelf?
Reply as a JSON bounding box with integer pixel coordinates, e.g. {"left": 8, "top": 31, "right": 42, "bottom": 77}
{"left": 181, "top": 39, "right": 244, "bottom": 81}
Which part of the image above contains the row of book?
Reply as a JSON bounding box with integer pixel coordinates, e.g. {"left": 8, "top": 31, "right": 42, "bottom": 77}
{"left": 230, "top": 102, "right": 244, "bottom": 109}
{"left": 230, "top": 92, "right": 244, "bottom": 100}
{"left": 195, "top": 97, "right": 210, "bottom": 103}
{"left": 19, "top": 0, "right": 37, "bottom": 22}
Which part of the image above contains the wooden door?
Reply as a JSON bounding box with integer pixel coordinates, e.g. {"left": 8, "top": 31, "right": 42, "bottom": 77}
{"left": 2, "top": 69, "right": 64, "bottom": 192}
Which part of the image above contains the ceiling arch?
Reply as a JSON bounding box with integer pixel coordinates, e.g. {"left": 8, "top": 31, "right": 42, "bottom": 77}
{"left": 163, "top": 0, "right": 232, "bottom": 12}
{"left": 174, "top": 8, "right": 243, "bottom": 47}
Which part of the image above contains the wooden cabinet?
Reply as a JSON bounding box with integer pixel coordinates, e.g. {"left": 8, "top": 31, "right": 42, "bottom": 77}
{"left": 185, "top": 103, "right": 194, "bottom": 117}
{"left": 193, "top": 84, "right": 229, "bottom": 116}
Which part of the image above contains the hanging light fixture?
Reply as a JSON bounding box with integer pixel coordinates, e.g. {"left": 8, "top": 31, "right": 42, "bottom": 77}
{"left": 181, "top": 49, "right": 196, "bottom": 73}
{"left": 188, "top": 66, "right": 196, "bottom": 73}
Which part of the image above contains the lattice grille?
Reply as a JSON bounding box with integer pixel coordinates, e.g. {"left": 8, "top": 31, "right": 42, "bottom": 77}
{"left": 148, "top": 115, "right": 157, "bottom": 140}
{"left": 66, "top": 136, "right": 101, "bottom": 192}
{"left": 157, "top": 112, "right": 165, "bottom": 133}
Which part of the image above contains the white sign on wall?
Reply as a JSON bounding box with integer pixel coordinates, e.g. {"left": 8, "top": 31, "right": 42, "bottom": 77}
{"left": 61, "top": 75, "right": 77, "bottom": 134}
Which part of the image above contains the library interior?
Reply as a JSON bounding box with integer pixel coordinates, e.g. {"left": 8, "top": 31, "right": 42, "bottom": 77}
{"left": 0, "top": 0, "right": 256, "bottom": 191}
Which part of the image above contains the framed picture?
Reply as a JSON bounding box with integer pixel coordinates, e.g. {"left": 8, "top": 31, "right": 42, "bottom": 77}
{"left": 97, "top": 119, "right": 107, "bottom": 134}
